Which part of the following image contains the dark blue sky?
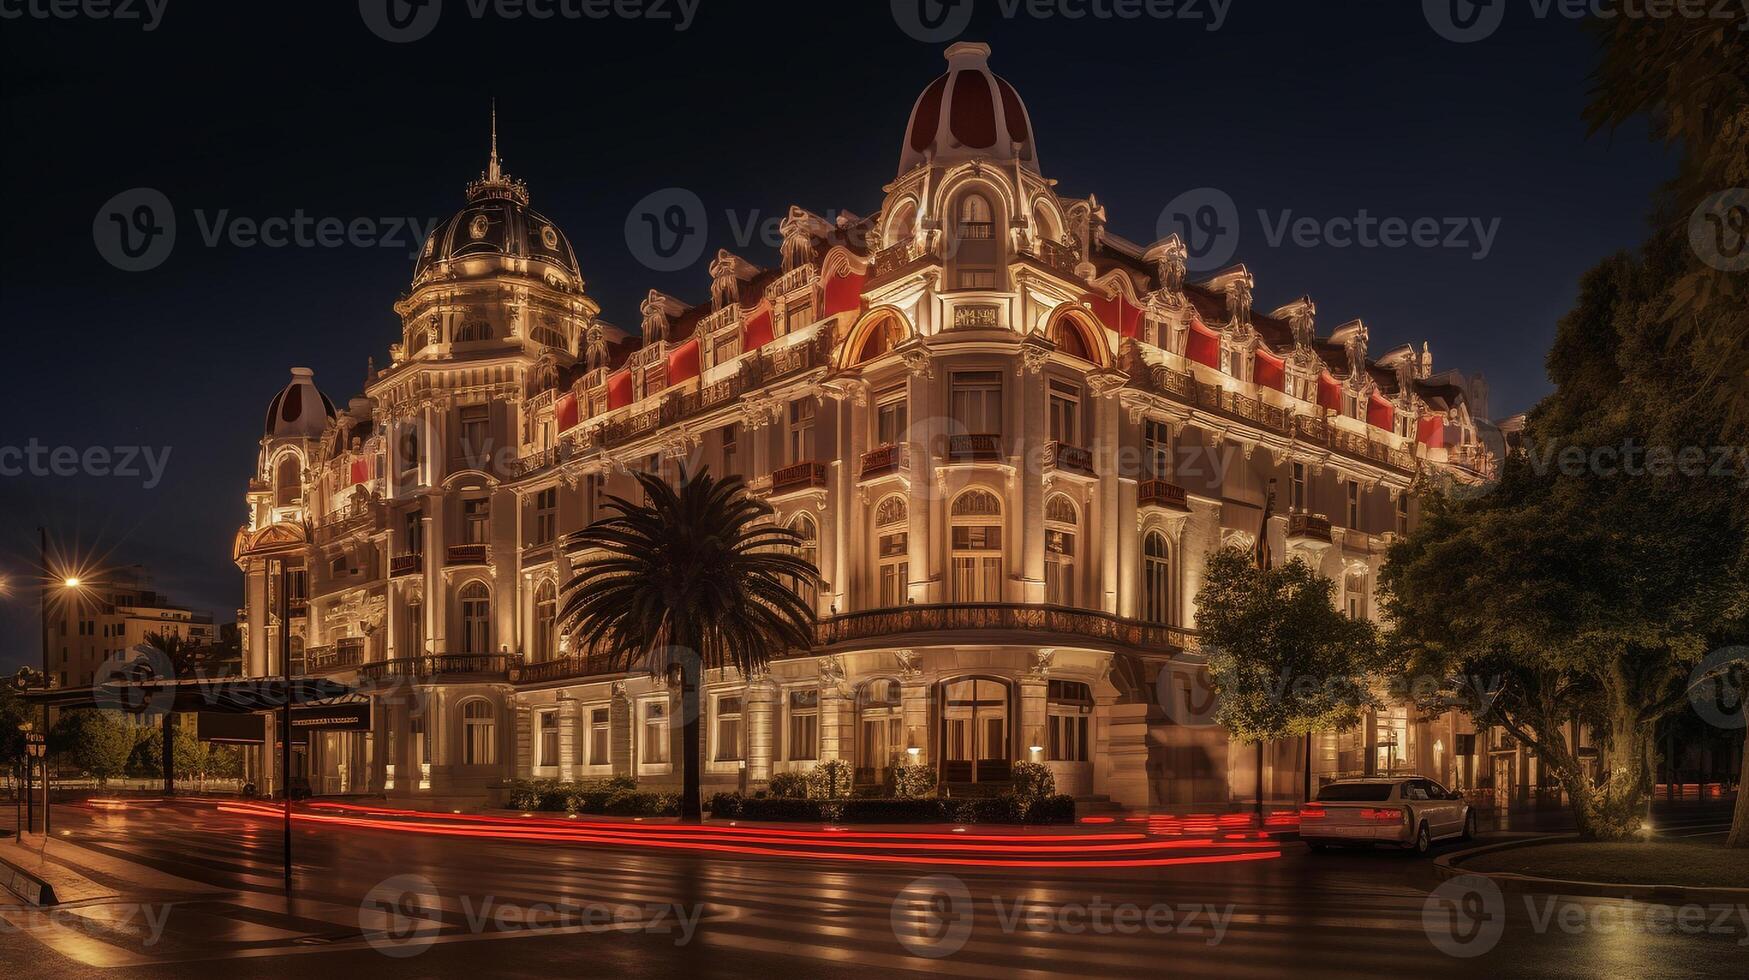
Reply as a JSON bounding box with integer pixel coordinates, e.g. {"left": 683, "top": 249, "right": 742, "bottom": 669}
{"left": 0, "top": 0, "right": 1671, "bottom": 671}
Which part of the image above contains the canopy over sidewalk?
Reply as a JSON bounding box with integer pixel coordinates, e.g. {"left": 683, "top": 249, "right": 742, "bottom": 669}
{"left": 17, "top": 676, "right": 357, "bottom": 714}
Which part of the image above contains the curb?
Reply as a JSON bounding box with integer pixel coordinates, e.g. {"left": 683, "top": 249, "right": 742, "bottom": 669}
{"left": 1436, "top": 835, "right": 1749, "bottom": 905}
{"left": 0, "top": 850, "right": 59, "bottom": 907}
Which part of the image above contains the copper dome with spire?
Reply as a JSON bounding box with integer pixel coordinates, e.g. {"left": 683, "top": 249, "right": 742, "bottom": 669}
{"left": 412, "top": 105, "right": 582, "bottom": 286}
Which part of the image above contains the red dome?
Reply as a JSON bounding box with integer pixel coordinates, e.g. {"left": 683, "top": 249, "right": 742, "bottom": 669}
{"left": 899, "top": 43, "right": 1039, "bottom": 177}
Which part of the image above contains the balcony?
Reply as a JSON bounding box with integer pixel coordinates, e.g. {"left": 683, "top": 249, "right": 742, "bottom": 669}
{"left": 944, "top": 434, "right": 1003, "bottom": 463}
{"left": 306, "top": 636, "right": 365, "bottom": 674}
{"left": 1287, "top": 513, "right": 1333, "bottom": 544}
{"left": 1138, "top": 479, "right": 1190, "bottom": 512}
{"left": 769, "top": 461, "right": 829, "bottom": 497}
{"left": 859, "top": 443, "right": 908, "bottom": 480}
{"left": 815, "top": 603, "right": 1197, "bottom": 657}
{"left": 390, "top": 553, "right": 422, "bottom": 577}
{"left": 1045, "top": 441, "right": 1095, "bottom": 477}
{"left": 445, "top": 543, "right": 490, "bottom": 566}
{"left": 1031, "top": 238, "right": 1080, "bottom": 277}
{"left": 359, "top": 652, "right": 518, "bottom": 682}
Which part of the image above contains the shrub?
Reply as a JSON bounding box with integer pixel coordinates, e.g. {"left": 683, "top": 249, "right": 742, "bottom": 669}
{"left": 892, "top": 763, "right": 936, "bottom": 799}
{"left": 1025, "top": 794, "right": 1078, "bottom": 824}
{"left": 808, "top": 759, "right": 855, "bottom": 800}
{"left": 708, "top": 793, "right": 745, "bottom": 818}
{"left": 768, "top": 771, "right": 809, "bottom": 798}
{"left": 1010, "top": 762, "right": 1056, "bottom": 807}
{"left": 721, "top": 794, "right": 1074, "bottom": 825}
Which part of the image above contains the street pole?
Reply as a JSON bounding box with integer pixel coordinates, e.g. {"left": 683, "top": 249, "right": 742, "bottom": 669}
{"left": 279, "top": 559, "right": 293, "bottom": 892}
{"left": 40, "top": 706, "right": 50, "bottom": 838}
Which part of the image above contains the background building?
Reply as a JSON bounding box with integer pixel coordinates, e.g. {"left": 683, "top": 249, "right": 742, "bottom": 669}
{"left": 44, "top": 564, "right": 214, "bottom": 690}
{"left": 235, "top": 44, "right": 1496, "bottom": 809}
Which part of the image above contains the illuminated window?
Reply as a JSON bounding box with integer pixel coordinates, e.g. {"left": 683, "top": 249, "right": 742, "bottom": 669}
{"left": 536, "top": 709, "right": 560, "bottom": 770}
{"left": 714, "top": 694, "right": 743, "bottom": 762}
{"left": 788, "top": 689, "right": 819, "bottom": 761}
{"left": 532, "top": 580, "right": 557, "bottom": 662}
{"left": 788, "top": 513, "right": 818, "bottom": 610}
{"left": 1047, "top": 680, "right": 1092, "bottom": 762}
{"left": 532, "top": 487, "right": 557, "bottom": 545}
{"left": 588, "top": 707, "right": 610, "bottom": 766}
{"left": 1048, "top": 380, "right": 1080, "bottom": 444}
{"left": 642, "top": 700, "right": 669, "bottom": 764}
{"left": 1143, "top": 532, "right": 1173, "bottom": 625}
{"left": 463, "top": 497, "right": 490, "bottom": 544}
{"left": 462, "top": 699, "right": 496, "bottom": 766}
{"left": 459, "top": 581, "right": 491, "bottom": 653}
{"left": 460, "top": 405, "right": 490, "bottom": 464}
{"left": 875, "top": 495, "right": 909, "bottom": 608}
{"left": 787, "top": 399, "right": 816, "bottom": 463}
{"left": 1044, "top": 494, "right": 1077, "bottom": 607}
{"left": 1291, "top": 462, "right": 1308, "bottom": 513}
{"left": 950, "top": 372, "right": 1003, "bottom": 437}
{"left": 950, "top": 489, "right": 1004, "bottom": 602}
{"left": 874, "top": 388, "right": 908, "bottom": 447}
{"left": 274, "top": 455, "right": 301, "bottom": 507}
{"left": 1144, "top": 419, "right": 1172, "bottom": 479}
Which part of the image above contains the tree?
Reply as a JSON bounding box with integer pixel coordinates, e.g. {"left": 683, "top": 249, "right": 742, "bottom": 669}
{"left": 1380, "top": 235, "right": 1749, "bottom": 841}
{"left": 1585, "top": 15, "right": 1749, "bottom": 436}
{"left": 49, "top": 710, "right": 134, "bottom": 786}
{"left": 557, "top": 467, "right": 818, "bottom": 821}
{"left": 1195, "top": 547, "right": 1383, "bottom": 802}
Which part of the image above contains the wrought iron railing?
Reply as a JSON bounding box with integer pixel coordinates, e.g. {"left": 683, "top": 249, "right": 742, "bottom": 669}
{"left": 306, "top": 637, "right": 366, "bottom": 674}
{"left": 859, "top": 443, "right": 908, "bottom": 480}
{"left": 944, "top": 434, "right": 1003, "bottom": 463}
{"left": 1287, "top": 513, "right": 1332, "bottom": 543}
{"left": 391, "top": 553, "right": 422, "bottom": 577}
{"left": 1045, "top": 441, "right": 1095, "bottom": 476}
{"left": 769, "top": 461, "right": 829, "bottom": 496}
{"left": 359, "top": 653, "right": 519, "bottom": 681}
{"left": 1138, "top": 479, "right": 1190, "bottom": 511}
{"left": 445, "top": 543, "right": 489, "bottom": 566}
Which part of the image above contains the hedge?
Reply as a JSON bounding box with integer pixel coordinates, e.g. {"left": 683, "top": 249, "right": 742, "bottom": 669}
{"left": 503, "top": 777, "right": 676, "bottom": 817}
{"left": 708, "top": 792, "right": 1076, "bottom": 824}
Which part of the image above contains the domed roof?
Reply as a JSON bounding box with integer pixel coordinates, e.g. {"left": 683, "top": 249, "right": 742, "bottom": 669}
{"left": 412, "top": 113, "right": 581, "bottom": 286}
{"left": 899, "top": 43, "right": 1039, "bottom": 177}
{"left": 264, "top": 367, "right": 336, "bottom": 441}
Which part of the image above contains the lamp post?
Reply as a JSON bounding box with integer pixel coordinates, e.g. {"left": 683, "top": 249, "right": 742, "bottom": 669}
{"left": 24, "top": 726, "right": 47, "bottom": 837}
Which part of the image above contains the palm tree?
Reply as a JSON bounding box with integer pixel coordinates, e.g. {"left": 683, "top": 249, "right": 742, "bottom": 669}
{"left": 139, "top": 631, "right": 207, "bottom": 794}
{"left": 557, "top": 466, "right": 818, "bottom": 821}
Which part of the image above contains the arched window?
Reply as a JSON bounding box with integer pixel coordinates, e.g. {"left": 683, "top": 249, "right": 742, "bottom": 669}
{"left": 1344, "top": 569, "right": 1368, "bottom": 620}
{"left": 532, "top": 580, "right": 557, "bottom": 662}
{"left": 950, "top": 191, "right": 999, "bottom": 292}
{"left": 461, "top": 699, "right": 497, "bottom": 765}
{"left": 274, "top": 455, "right": 301, "bottom": 508}
{"left": 530, "top": 321, "right": 566, "bottom": 350}
{"left": 950, "top": 489, "right": 1004, "bottom": 602}
{"left": 408, "top": 327, "right": 431, "bottom": 355}
{"left": 1044, "top": 494, "right": 1078, "bottom": 606}
{"left": 854, "top": 314, "right": 902, "bottom": 365}
{"left": 453, "top": 320, "right": 491, "bottom": 344}
{"left": 788, "top": 513, "right": 819, "bottom": 610}
{"left": 1051, "top": 314, "right": 1094, "bottom": 363}
{"left": 884, "top": 198, "right": 918, "bottom": 250}
{"left": 1031, "top": 200, "right": 1063, "bottom": 245}
{"left": 1143, "top": 531, "right": 1173, "bottom": 625}
{"left": 874, "top": 495, "right": 909, "bottom": 607}
{"left": 459, "top": 581, "right": 491, "bottom": 654}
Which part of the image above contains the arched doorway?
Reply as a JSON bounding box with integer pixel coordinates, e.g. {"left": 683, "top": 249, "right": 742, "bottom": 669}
{"left": 937, "top": 675, "right": 1013, "bottom": 785}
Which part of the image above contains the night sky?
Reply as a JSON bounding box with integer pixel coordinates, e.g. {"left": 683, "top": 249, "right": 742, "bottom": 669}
{"left": 0, "top": 0, "right": 1672, "bottom": 672}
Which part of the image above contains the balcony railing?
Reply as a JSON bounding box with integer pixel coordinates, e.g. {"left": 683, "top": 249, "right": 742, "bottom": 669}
{"left": 956, "top": 221, "right": 995, "bottom": 240}
{"left": 944, "top": 434, "right": 1003, "bottom": 463}
{"left": 1045, "top": 441, "right": 1095, "bottom": 477}
{"left": 1032, "top": 238, "right": 1079, "bottom": 277}
{"left": 769, "top": 461, "right": 829, "bottom": 496}
{"left": 859, "top": 443, "right": 908, "bottom": 480}
{"left": 1138, "top": 479, "right": 1190, "bottom": 511}
{"left": 306, "top": 636, "right": 366, "bottom": 674}
{"left": 359, "top": 653, "right": 519, "bottom": 682}
{"left": 1287, "top": 513, "right": 1333, "bottom": 543}
{"left": 391, "top": 553, "right": 422, "bottom": 577}
{"left": 445, "top": 543, "right": 489, "bottom": 566}
{"left": 872, "top": 237, "right": 929, "bottom": 278}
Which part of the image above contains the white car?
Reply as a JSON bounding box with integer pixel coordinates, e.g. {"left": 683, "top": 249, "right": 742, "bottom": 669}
{"left": 1300, "top": 776, "right": 1475, "bottom": 855}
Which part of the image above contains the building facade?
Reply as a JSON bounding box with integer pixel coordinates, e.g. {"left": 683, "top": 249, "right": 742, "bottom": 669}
{"left": 234, "top": 44, "right": 1495, "bottom": 807}
{"left": 45, "top": 564, "right": 214, "bottom": 691}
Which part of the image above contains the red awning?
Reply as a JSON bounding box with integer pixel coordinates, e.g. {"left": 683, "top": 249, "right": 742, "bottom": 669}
{"left": 1417, "top": 414, "right": 1447, "bottom": 448}
{"left": 1317, "top": 371, "right": 1344, "bottom": 412}
{"left": 1253, "top": 347, "right": 1286, "bottom": 391}
{"left": 822, "top": 267, "right": 866, "bottom": 318}
{"left": 1185, "top": 318, "right": 1222, "bottom": 369}
{"left": 1085, "top": 291, "right": 1144, "bottom": 339}
{"left": 555, "top": 392, "right": 579, "bottom": 432}
{"left": 607, "top": 369, "right": 634, "bottom": 410}
{"left": 1367, "top": 392, "right": 1396, "bottom": 431}
{"left": 743, "top": 302, "right": 774, "bottom": 352}
{"left": 667, "top": 339, "right": 701, "bottom": 386}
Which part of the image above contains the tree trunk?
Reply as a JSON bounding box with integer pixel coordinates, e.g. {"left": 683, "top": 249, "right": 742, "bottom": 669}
{"left": 1563, "top": 704, "right": 1651, "bottom": 840}
{"left": 1727, "top": 726, "right": 1749, "bottom": 848}
{"left": 680, "top": 656, "right": 702, "bottom": 823}
{"left": 162, "top": 713, "right": 176, "bottom": 797}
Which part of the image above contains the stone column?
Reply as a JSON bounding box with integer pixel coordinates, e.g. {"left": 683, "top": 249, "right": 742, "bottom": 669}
{"left": 513, "top": 703, "right": 533, "bottom": 777}
{"left": 820, "top": 689, "right": 852, "bottom": 763}
{"left": 610, "top": 684, "right": 634, "bottom": 778}
{"left": 557, "top": 697, "right": 579, "bottom": 781}
{"left": 745, "top": 677, "right": 777, "bottom": 786}
{"left": 1019, "top": 673, "right": 1048, "bottom": 762}
{"left": 900, "top": 673, "right": 932, "bottom": 766}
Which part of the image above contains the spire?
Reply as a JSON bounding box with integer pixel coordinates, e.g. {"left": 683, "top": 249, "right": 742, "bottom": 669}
{"left": 465, "top": 99, "right": 528, "bottom": 204}
{"left": 487, "top": 98, "right": 501, "bottom": 183}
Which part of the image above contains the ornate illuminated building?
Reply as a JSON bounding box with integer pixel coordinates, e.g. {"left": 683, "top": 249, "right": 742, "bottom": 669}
{"left": 234, "top": 43, "right": 1496, "bottom": 807}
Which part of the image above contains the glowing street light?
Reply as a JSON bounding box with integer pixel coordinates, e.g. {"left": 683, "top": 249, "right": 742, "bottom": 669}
{"left": 62, "top": 576, "right": 81, "bottom": 589}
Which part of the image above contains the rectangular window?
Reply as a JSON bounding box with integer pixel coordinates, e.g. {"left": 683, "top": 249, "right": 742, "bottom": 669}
{"left": 1045, "top": 527, "right": 1075, "bottom": 606}
{"left": 1291, "top": 463, "right": 1307, "bottom": 513}
{"left": 788, "top": 689, "right": 819, "bottom": 761}
{"left": 1395, "top": 492, "right": 1409, "bottom": 535}
{"left": 878, "top": 531, "right": 909, "bottom": 607}
{"left": 1346, "top": 481, "right": 1361, "bottom": 528}
{"left": 956, "top": 270, "right": 996, "bottom": 289}
{"left": 950, "top": 371, "right": 1003, "bottom": 437}
{"left": 715, "top": 695, "right": 744, "bottom": 762}
{"left": 1144, "top": 419, "right": 1172, "bottom": 479}
{"left": 589, "top": 707, "right": 610, "bottom": 766}
{"left": 533, "top": 487, "right": 557, "bottom": 545}
{"left": 537, "top": 710, "right": 560, "bottom": 770}
{"left": 463, "top": 498, "right": 490, "bottom": 544}
{"left": 586, "top": 474, "right": 606, "bottom": 522}
{"left": 721, "top": 423, "right": 739, "bottom": 477}
{"left": 460, "top": 405, "right": 490, "bottom": 463}
{"left": 875, "top": 390, "right": 908, "bottom": 447}
{"left": 642, "top": 701, "right": 669, "bottom": 765}
{"left": 405, "top": 509, "right": 424, "bottom": 555}
{"left": 1048, "top": 380, "right": 1080, "bottom": 444}
{"left": 950, "top": 525, "right": 1003, "bottom": 602}
{"left": 788, "top": 399, "right": 816, "bottom": 463}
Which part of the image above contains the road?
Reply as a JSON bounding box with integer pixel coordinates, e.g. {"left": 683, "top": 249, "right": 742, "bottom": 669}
{"left": 1, "top": 800, "right": 1741, "bottom": 979}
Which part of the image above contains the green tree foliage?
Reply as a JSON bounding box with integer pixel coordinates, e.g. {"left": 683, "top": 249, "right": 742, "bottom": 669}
{"left": 1585, "top": 14, "right": 1749, "bottom": 435}
{"left": 1381, "top": 235, "right": 1749, "bottom": 841}
{"left": 557, "top": 467, "right": 817, "bottom": 821}
{"left": 48, "top": 710, "right": 136, "bottom": 786}
{"left": 1194, "top": 547, "right": 1383, "bottom": 742}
